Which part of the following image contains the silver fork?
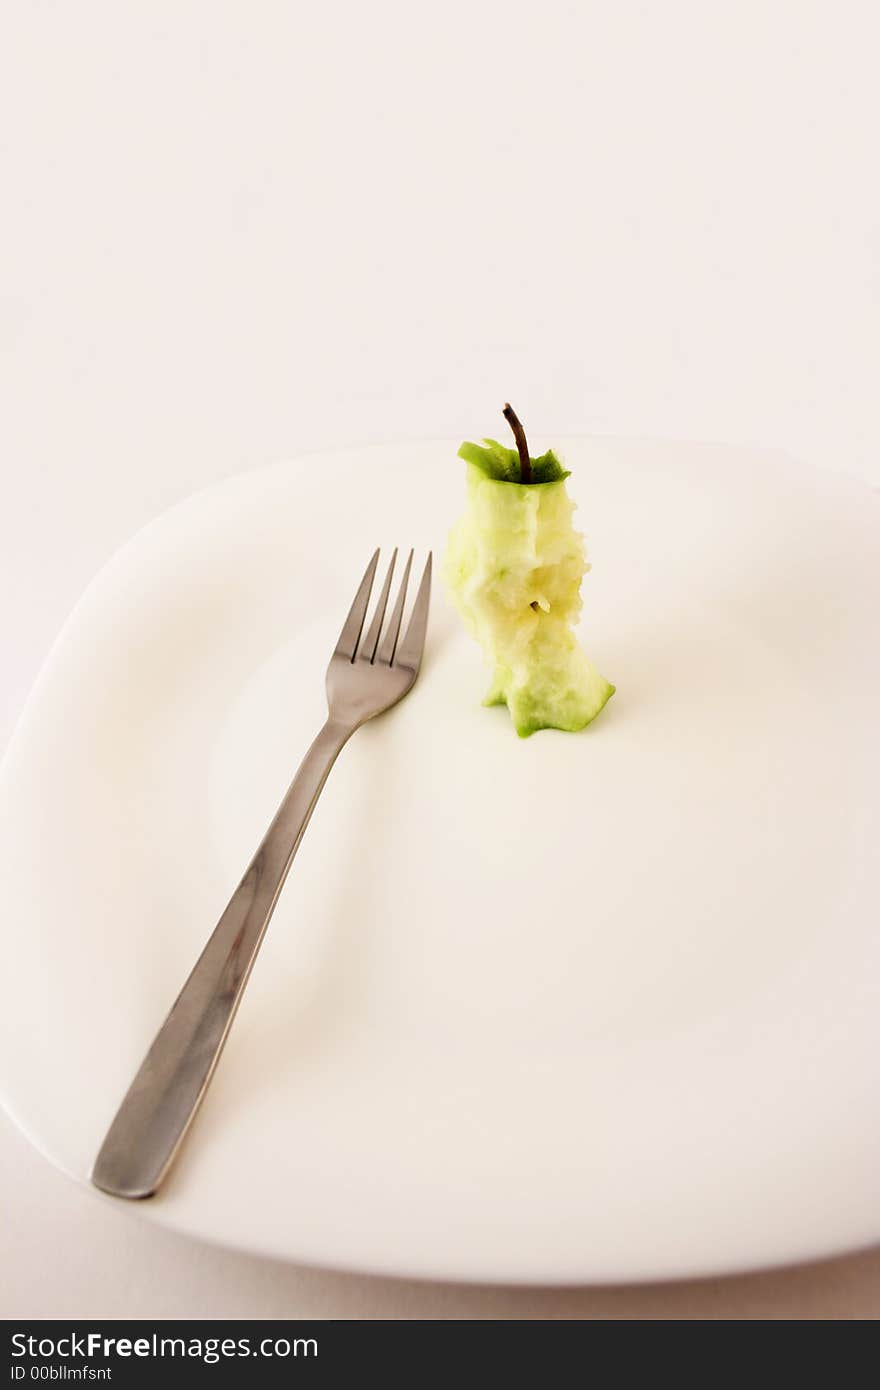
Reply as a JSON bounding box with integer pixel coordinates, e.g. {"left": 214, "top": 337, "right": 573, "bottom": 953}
{"left": 92, "top": 548, "right": 431, "bottom": 1200}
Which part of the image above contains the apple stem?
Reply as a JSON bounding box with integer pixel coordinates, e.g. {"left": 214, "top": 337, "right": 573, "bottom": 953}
{"left": 503, "top": 403, "right": 532, "bottom": 484}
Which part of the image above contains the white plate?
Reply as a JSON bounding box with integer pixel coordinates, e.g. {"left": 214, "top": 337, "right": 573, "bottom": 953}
{"left": 1, "top": 439, "right": 878, "bottom": 1284}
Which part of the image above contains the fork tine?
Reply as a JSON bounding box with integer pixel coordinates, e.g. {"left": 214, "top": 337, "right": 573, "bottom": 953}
{"left": 357, "top": 548, "right": 397, "bottom": 662}
{"left": 334, "top": 549, "right": 380, "bottom": 660}
{"left": 394, "top": 553, "right": 432, "bottom": 671}
{"left": 376, "top": 550, "right": 413, "bottom": 665}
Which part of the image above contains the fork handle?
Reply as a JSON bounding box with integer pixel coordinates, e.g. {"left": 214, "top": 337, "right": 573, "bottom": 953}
{"left": 91, "top": 717, "right": 352, "bottom": 1199}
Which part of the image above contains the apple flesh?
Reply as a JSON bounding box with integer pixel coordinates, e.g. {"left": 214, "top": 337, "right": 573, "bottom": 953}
{"left": 443, "top": 444, "right": 614, "bottom": 737}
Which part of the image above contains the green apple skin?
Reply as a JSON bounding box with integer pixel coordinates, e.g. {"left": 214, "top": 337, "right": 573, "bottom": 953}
{"left": 443, "top": 455, "right": 615, "bottom": 737}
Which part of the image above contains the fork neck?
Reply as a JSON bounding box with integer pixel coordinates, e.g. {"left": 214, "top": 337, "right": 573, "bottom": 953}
{"left": 322, "top": 715, "right": 356, "bottom": 746}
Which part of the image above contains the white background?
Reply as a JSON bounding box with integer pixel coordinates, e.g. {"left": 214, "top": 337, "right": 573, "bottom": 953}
{"left": 1, "top": 0, "right": 877, "bottom": 1319}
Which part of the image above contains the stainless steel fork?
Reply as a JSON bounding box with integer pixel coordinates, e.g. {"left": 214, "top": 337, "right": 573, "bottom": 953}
{"left": 92, "top": 549, "right": 431, "bottom": 1200}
